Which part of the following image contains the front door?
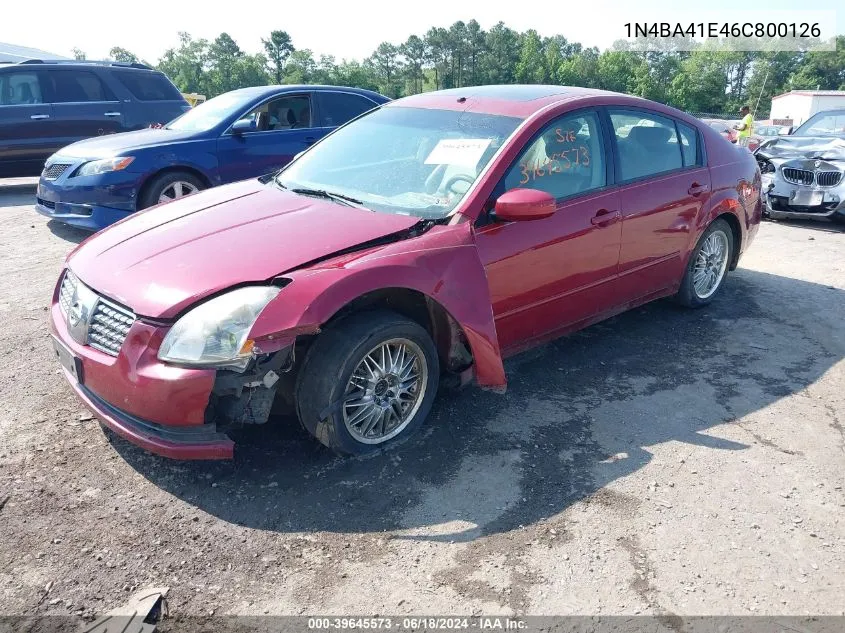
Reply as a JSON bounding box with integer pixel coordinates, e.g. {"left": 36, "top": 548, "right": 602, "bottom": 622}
{"left": 474, "top": 109, "right": 622, "bottom": 353}
{"left": 217, "top": 92, "right": 318, "bottom": 183}
{"left": 607, "top": 109, "right": 711, "bottom": 302}
{"left": 0, "top": 70, "right": 53, "bottom": 177}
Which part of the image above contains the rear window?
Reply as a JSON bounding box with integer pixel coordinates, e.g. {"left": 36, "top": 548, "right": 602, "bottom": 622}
{"left": 317, "top": 91, "right": 378, "bottom": 127}
{"left": 113, "top": 70, "right": 183, "bottom": 101}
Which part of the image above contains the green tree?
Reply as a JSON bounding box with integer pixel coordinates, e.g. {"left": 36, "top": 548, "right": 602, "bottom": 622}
{"left": 109, "top": 47, "right": 138, "bottom": 64}
{"left": 368, "top": 42, "right": 403, "bottom": 97}
{"left": 149, "top": 27, "right": 834, "bottom": 118}
{"left": 789, "top": 36, "right": 845, "bottom": 91}
{"left": 668, "top": 51, "right": 730, "bottom": 113}
{"left": 483, "top": 23, "right": 519, "bottom": 84}
{"left": 424, "top": 27, "right": 450, "bottom": 90}
{"left": 597, "top": 50, "right": 643, "bottom": 93}
{"left": 157, "top": 32, "right": 211, "bottom": 95}
{"left": 284, "top": 50, "right": 317, "bottom": 84}
{"left": 262, "top": 30, "right": 294, "bottom": 84}
{"left": 515, "top": 30, "right": 544, "bottom": 84}
{"left": 558, "top": 48, "right": 601, "bottom": 88}
{"left": 401, "top": 35, "right": 427, "bottom": 95}
{"left": 464, "top": 20, "right": 486, "bottom": 86}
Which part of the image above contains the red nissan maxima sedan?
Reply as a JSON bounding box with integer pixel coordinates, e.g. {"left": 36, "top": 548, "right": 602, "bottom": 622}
{"left": 49, "top": 85, "right": 762, "bottom": 460}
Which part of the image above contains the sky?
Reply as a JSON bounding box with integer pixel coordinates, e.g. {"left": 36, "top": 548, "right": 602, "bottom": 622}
{"left": 2, "top": 0, "right": 842, "bottom": 64}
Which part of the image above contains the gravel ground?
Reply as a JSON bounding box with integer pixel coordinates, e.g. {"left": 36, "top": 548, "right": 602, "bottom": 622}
{"left": 0, "top": 183, "right": 843, "bottom": 623}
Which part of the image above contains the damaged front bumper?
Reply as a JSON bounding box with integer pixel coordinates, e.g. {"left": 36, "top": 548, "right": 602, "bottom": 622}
{"left": 757, "top": 138, "right": 845, "bottom": 222}
{"left": 763, "top": 172, "right": 845, "bottom": 221}
{"left": 50, "top": 298, "right": 294, "bottom": 460}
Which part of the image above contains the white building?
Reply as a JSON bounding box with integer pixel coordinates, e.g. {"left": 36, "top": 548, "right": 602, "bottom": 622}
{"left": 768, "top": 90, "right": 845, "bottom": 127}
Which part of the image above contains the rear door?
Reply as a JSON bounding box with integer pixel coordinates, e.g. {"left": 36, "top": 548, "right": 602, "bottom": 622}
{"left": 43, "top": 68, "right": 124, "bottom": 145}
{"left": 0, "top": 70, "right": 53, "bottom": 176}
{"left": 216, "top": 92, "right": 316, "bottom": 183}
{"left": 108, "top": 69, "right": 189, "bottom": 129}
{"left": 607, "top": 108, "right": 711, "bottom": 303}
{"left": 314, "top": 90, "right": 380, "bottom": 132}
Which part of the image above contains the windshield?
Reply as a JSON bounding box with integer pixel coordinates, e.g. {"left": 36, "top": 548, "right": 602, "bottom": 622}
{"left": 167, "top": 92, "right": 251, "bottom": 132}
{"left": 276, "top": 106, "right": 522, "bottom": 219}
{"left": 794, "top": 112, "right": 845, "bottom": 137}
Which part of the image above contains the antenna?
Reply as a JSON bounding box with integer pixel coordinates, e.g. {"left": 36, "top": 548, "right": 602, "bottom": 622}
{"left": 752, "top": 68, "right": 769, "bottom": 120}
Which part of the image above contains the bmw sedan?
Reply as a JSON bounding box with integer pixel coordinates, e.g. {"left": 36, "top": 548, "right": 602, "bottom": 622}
{"left": 35, "top": 84, "right": 388, "bottom": 230}
{"left": 49, "top": 85, "right": 762, "bottom": 459}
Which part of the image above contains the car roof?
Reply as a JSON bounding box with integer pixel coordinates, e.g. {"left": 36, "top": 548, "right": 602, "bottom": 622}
{"left": 0, "top": 59, "right": 158, "bottom": 72}
{"left": 809, "top": 109, "right": 845, "bottom": 116}
{"left": 221, "top": 84, "right": 388, "bottom": 102}
{"left": 389, "top": 84, "right": 622, "bottom": 118}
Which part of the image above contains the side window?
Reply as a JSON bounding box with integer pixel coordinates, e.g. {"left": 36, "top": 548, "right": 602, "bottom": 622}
{"left": 113, "top": 70, "right": 183, "bottom": 101}
{"left": 0, "top": 72, "right": 43, "bottom": 105}
{"left": 503, "top": 110, "right": 606, "bottom": 200}
{"left": 609, "top": 110, "right": 682, "bottom": 181}
{"left": 233, "top": 94, "right": 312, "bottom": 132}
{"left": 676, "top": 121, "right": 700, "bottom": 167}
{"left": 47, "top": 70, "right": 114, "bottom": 103}
{"left": 318, "top": 92, "right": 376, "bottom": 127}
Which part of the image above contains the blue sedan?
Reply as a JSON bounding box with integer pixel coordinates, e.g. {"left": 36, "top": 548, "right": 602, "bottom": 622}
{"left": 35, "top": 85, "right": 389, "bottom": 230}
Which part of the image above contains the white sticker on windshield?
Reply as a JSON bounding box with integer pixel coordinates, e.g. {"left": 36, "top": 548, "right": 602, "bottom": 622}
{"left": 424, "top": 138, "right": 492, "bottom": 168}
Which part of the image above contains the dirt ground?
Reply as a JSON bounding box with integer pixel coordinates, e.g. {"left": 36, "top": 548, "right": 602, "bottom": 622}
{"left": 0, "top": 181, "right": 843, "bottom": 623}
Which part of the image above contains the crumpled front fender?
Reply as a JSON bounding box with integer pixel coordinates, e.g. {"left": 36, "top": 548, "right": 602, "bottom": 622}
{"left": 248, "top": 223, "right": 507, "bottom": 389}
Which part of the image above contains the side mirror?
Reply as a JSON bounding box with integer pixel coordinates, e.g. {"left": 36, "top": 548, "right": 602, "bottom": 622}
{"left": 231, "top": 119, "right": 255, "bottom": 135}
{"left": 494, "top": 188, "right": 556, "bottom": 222}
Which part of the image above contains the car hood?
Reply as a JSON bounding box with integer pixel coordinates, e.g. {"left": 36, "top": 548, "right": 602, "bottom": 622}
{"left": 54, "top": 128, "right": 204, "bottom": 160}
{"left": 67, "top": 179, "right": 421, "bottom": 319}
{"left": 756, "top": 136, "right": 845, "bottom": 162}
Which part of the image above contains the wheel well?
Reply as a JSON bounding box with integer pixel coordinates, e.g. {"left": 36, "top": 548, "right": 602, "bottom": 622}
{"left": 137, "top": 166, "right": 211, "bottom": 209}
{"left": 323, "top": 288, "right": 474, "bottom": 375}
{"left": 714, "top": 212, "right": 742, "bottom": 270}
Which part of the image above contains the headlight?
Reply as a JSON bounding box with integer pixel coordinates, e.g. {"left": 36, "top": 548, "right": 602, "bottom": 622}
{"left": 756, "top": 158, "right": 775, "bottom": 174}
{"left": 75, "top": 156, "right": 135, "bottom": 177}
{"left": 158, "top": 286, "right": 281, "bottom": 369}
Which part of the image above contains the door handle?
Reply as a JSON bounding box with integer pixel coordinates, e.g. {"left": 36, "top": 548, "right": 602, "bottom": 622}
{"left": 591, "top": 209, "right": 620, "bottom": 227}
{"left": 688, "top": 182, "right": 710, "bottom": 196}
{"left": 304, "top": 136, "right": 316, "bottom": 146}
{"left": 104, "top": 112, "right": 121, "bottom": 117}
{"left": 30, "top": 114, "right": 50, "bottom": 120}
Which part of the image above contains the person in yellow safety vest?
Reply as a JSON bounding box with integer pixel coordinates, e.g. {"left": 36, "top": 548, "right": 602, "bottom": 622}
{"left": 734, "top": 105, "right": 753, "bottom": 148}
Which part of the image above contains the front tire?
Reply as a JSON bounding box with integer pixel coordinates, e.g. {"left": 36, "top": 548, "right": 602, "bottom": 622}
{"left": 676, "top": 218, "right": 734, "bottom": 308}
{"left": 295, "top": 311, "right": 440, "bottom": 456}
{"left": 139, "top": 170, "right": 205, "bottom": 209}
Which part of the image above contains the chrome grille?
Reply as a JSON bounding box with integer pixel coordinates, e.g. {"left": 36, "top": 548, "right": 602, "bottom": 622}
{"left": 58, "top": 270, "right": 135, "bottom": 357}
{"left": 782, "top": 168, "right": 814, "bottom": 186}
{"left": 817, "top": 171, "right": 842, "bottom": 187}
{"left": 88, "top": 301, "right": 135, "bottom": 355}
{"left": 59, "top": 270, "right": 77, "bottom": 314}
{"left": 42, "top": 163, "right": 71, "bottom": 180}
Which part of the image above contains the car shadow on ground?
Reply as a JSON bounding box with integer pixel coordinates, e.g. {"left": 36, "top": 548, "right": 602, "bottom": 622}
{"left": 46, "top": 219, "right": 90, "bottom": 244}
{"left": 763, "top": 217, "right": 845, "bottom": 234}
{"left": 110, "top": 268, "right": 844, "bottom": 541}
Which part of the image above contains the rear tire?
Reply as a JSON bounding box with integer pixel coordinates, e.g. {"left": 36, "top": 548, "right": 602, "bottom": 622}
{"left": 676, "top": 218, "right": 734, "bottom": 308}
{"left": 295, "top": 310, "right": 440, "bottom": 456}
{"left": 139, "top": 170, "right": 205, "bottom": 209}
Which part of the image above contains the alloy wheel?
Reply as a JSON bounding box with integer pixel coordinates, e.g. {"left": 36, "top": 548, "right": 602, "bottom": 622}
{"left": 158, "top": 181, "right": 199, "bottom": 203}
{"left": 342, "top": 338, "right": 428, "bottom": 444}
{"left": 692, "top": 230, "right": 730, "bottom": 299}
